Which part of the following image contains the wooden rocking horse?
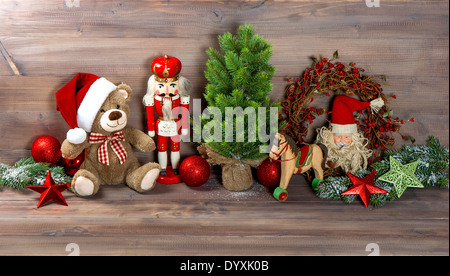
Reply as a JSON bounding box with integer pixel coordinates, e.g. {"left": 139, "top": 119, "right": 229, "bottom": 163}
{"left": 268, "top": 132, "right": 328, "bottom": 201}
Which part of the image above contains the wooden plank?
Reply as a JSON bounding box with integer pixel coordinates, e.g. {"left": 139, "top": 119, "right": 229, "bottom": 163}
{"left": 0, "top": 36, "right": 447, "bottom": 78}
{"left": 0, "top": 0, "right": 447, "bottom": 39}
{"left": 1, "top": 234, "right": 447, "bottom": 256}
{"left": 0, "top": 226, "right": 448, "bottom": 256}
{"left": 0, "top": 181, "right": 447, "bottom": 256}
{"left": 0, "top": 75, "right": 207, "bottom": 113}
{"left": 0, "top": 74, "right": 448, "bottom": 114}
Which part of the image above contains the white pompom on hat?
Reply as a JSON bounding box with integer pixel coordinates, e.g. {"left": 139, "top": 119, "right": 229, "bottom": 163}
{"left": 56, "top": 73, "right": 117, "bottom": 144}
{"left": 330, "top": 95, "right": 384, "bottom": 134}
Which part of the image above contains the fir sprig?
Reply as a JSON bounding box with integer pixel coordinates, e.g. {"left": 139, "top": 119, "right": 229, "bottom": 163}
{"left": 0, "top": 157, "right": 72, "bottom": 190}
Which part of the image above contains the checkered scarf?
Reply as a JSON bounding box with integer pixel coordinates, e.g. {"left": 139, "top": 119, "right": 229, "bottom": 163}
{"left": 89, "top": 131, "right": 127, "bottom": 165}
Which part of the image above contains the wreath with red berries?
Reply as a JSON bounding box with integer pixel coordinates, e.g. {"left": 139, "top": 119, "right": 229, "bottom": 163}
{"left": 281, "top": 51, "right": 414, "bottom": 175}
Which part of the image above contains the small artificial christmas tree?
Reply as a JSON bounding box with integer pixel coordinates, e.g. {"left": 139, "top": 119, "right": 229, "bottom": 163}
{"left": 197, "top": 24, "right": 281, "bottom": 191}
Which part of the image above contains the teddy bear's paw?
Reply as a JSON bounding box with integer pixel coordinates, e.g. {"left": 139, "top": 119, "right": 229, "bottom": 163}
{"left": 73, "top": 176, "right": 95, "bottom": 196}
{"left": 140, "top": 168, "right": 160, "bottom": 191}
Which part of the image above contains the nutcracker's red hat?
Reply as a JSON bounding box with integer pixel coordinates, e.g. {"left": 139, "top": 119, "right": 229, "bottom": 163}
{"left": 151, "top": 55, "right": 182, "bottom": 82}
{"left": 56, "top": 73, "right": 117, "bottom": 144}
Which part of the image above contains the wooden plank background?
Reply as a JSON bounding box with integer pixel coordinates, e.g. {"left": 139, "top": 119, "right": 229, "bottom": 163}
{"left": 0, "top": 0, "right": 448, "bottom": 256}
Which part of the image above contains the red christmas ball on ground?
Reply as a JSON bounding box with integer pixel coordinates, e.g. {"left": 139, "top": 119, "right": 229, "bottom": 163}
{"left": 31, "top": 135, "right": 62, "bottom": 165}
{"left": 179, "top": 155, "right": 211, "bottom": 187}
{"left": 257, "top": 158, "right": 281, "bottom": 188}
{"left": 60, "top": 151, "right": 85, "bottom": 176}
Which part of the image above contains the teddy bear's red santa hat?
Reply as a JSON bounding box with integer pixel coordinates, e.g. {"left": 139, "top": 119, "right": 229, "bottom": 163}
{"left": 56, "top": 73, "right": 117, "bottom": 144}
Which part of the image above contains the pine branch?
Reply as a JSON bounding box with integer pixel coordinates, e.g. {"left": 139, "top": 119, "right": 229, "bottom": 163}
{"left": 317, "top": 136, "right": 449, "bottom": 207}
{"left": 0, "top": 157, "right": 72, "bottom": 190}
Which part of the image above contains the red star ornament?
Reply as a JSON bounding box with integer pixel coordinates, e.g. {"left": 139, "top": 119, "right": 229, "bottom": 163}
{"left": 341, "top": 170, "right": 388, "bottom": 208}
{"left": 27, "top": 171, "right": 71, "bottom": 208}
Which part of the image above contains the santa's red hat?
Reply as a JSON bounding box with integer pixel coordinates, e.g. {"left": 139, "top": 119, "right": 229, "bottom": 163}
{"left": 56, "top": 73, "right": 117, "bottom": 144}
{"left": 331, "top": 95, "right": 384, "bottom": 134}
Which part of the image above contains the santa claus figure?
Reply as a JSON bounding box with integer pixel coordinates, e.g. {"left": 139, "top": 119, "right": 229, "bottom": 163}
{"left": 143, "top": 55, "right": 191, "bottom": 178}
{"left": 314, "top": 95, "right": 384, "bottom": 173}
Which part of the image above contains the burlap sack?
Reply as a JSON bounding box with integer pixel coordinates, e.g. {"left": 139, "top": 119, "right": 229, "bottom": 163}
{"left": 197, "top": 144, "right": 262, "bottom": 192}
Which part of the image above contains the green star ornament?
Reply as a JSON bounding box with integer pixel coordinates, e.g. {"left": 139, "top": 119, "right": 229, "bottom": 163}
{"left": 378, "top": 156, "right": 423, "bottom": 198}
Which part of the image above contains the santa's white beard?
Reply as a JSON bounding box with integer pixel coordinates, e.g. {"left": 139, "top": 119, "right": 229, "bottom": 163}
{"left": 314, "top": 127, "right": 372, "bottom": 173}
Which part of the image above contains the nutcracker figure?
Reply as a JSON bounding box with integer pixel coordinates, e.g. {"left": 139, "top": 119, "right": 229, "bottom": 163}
{"left": 143, "top": 55, "right": 191, "bottom": 183}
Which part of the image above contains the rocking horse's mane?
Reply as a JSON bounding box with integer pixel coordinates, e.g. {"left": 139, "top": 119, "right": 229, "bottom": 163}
{"left": 279, "top": 133, "right": 298, "bottom": 155}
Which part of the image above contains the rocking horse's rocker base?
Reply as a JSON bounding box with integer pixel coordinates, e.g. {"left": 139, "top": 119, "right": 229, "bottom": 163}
{"left": 269, "top": 132, "right": 328, "bottom": 202}
{"left": 273, "top": 187, "right": 288, "bottom": 202}
{"left": 312, "top": 178, "right": 324, "bottom": 191}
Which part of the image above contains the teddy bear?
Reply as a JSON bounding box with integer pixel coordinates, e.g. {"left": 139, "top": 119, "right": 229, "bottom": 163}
{"left": 55, "top": 73, "right": 161, "bottom": 196}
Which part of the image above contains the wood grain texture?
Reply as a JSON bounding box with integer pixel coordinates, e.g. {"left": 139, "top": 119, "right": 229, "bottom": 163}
{"left": 0, "top": 0, "right": 448, "bottom": 164}
{"left": 0, "top": 0, "right": 448, "bottom": 256}
{"left": 0, "top": 172, "right": 448, "bottom": 256}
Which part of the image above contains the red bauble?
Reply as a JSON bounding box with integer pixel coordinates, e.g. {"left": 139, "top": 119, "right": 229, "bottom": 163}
{"left": 60, "top": 151, "right": 85, "bottom": 176}
{"left": 179, "top": 155, "right": 211, "bottom": 187}
{"left": 257, "top": 158, "right": 281, "bottom": 188}
{"left": 31, "top": 135, "right": 62, "bottom": 165}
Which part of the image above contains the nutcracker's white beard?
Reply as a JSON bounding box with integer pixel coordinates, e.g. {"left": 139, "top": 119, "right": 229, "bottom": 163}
{"left": 162, "top": 99, "right": 173, "bottom": 121}
{"left": 314, "top": 127, "right": 372, "bottom": 173}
